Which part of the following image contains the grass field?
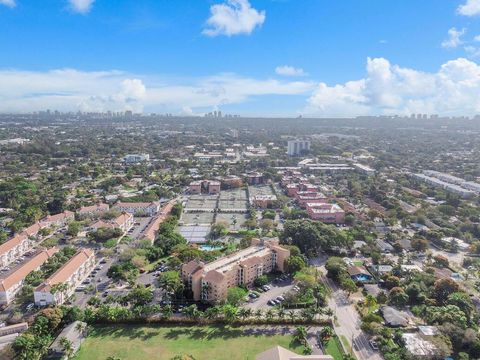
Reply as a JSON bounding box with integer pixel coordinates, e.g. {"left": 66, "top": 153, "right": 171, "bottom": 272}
{"left": 73, "top": 325, "right": 304, "bottom": 360}
{"left": 325, "top": 337, "right": 345, "bottom": 360}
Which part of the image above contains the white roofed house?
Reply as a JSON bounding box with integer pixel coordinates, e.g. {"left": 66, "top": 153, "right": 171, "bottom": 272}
{"left": 34, "top": 249, "right": 95, "bottom": 306}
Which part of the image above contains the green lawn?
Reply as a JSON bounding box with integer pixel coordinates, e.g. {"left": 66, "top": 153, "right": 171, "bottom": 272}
{"left": 325, "top": 337, "right": 344, "bottom": 360}
{"left": 73, "top": 325, "right": 304, "bottom": 360}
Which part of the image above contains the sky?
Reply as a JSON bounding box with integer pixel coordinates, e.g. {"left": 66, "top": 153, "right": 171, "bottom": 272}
{"left": 1, "top": 0, "right": 480, "bottom": 117}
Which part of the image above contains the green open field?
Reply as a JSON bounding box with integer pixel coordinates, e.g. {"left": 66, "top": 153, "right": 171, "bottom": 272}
{"left": 73, "top": 325, "right": 303, "bottom": 360}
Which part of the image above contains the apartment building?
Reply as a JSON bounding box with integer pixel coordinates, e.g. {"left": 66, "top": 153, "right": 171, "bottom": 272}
{"left": 77, "top": 203, "right": 109, "bottom": 215}
{"left": 182, "top": 238, "right": 290, "bottom": 302}
{"left": 123, "top": 153, "right": 150, "bottom": 164}
{"left": 306, "top": 203, "right": 345, "bottom": 224}
{"left": 0, "top": 248, "right": 58, "bottom": 305}
{"left": 90, "top": 212, "right": 134, "bottom": 233}
{"left": 141, "top": 201, "right": 175, "bottom": 243}
{"left": 287, "top": 140, "right": 310, "bottom": 156}
{"left": 189, "top": 181, "right": 202, "bottom": 194}
{"left": 208, "top": 181, "right": 221, "bottom": 195}
{"left": 0, "top": 234, "right": 32, "bottom": 268}
{"left": 296, "top": 192, "right": 328, "bottom": 208}
{"left": 245, "top": 172, "right": 264, "bottom": 185}
{"left": 40, "top": 211, "right": 75, "bottom": 228}
{"left": 34, "top": 249, "right": 95, "bottom": 306}
{"left": 113, "top": 202, "right": 160, "bottom": 216}
{"left": 251, "top": 195, "right": 277, "bottom": 208}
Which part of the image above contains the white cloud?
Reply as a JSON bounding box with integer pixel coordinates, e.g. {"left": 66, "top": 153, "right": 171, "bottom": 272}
{"left": 275, "top": 65, "right": 307, "bottom": 77}
{"left": 474, "top": 35, "right": 480, "bottom": 42}
{"left": 305, "top": 57, "right": 480, "bottom": 117}
{"left": 0, "top": 69, "right": 314, "bottom": 113}
{"left": 0, "top": 0, "right": 16, "bottom": 8}
{"left": 68, "top": 0, "right": 95, "bottom": 14}
{"left": 441, "top": 27, "right": 466, "bottom": 48}
{"left": 458, "top": 0, "right": 480, "bottom": 16}
{"left": 203, "top": 0, "right": 266, "bottom": 37}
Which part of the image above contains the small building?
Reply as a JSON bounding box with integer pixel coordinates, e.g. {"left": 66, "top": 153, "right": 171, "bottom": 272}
{"left": 381, "top": 306, "right": 411, "bottom": 327}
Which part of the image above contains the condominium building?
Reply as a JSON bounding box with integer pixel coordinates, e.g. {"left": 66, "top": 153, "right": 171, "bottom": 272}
{"left": 34, "top": 249, "right": 95, "bottom": 306}
{"left": 306, "top": 203, "right": 345, "bottom": 224}
{"left": 113, "top": 202, "right": 160, "bottom": 216}
{"left": 0, "top": 248, "right": 59, "bottom": 305}
{"left": 0, "top": 234, "right": 32, "bottom": 268}
{"left": 189, "top": 180, "right": 221, "bottom": 195}
{"left": 287, "top": 140, "right": 311, "bottom": 156}
{"left": 182, "top": 238, "right": 290, "bottom": 302}
{"left": 413, "top": 173, "right": 475, "bottom": 198}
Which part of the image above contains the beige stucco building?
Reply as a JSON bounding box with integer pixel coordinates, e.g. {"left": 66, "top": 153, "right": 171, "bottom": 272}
{"left": 182, "top": 238, "right": 290, "bottom": 302}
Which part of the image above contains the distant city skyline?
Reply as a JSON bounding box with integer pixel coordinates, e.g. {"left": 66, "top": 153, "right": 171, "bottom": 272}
{"left": 1, "top": 0, "right": 480, "bottom": 117}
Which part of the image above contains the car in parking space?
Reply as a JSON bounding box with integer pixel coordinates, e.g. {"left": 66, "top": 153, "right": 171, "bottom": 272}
{"left": 267, "top": 300, "right": 275, "bottom": 306}
{"left": 262, "top": 285, "right": 271, "bottom": 291}
{"left": 100, "top": 258, "right": 107, "bottom": 264}
{"left": 276, "top": 296, "right": 285, "bottom": 302}
{"left": 369, "top": 340, "right": 379, "bottom": 350}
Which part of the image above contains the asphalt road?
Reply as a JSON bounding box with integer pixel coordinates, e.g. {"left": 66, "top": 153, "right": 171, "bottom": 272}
{"left": 310, "top": 255, "right": 383, "bottom": 360}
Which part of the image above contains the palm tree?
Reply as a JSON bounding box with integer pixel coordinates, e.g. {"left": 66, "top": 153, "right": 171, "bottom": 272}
{"left": 324, "top": 308, "right": 334, "bottom": 318}
{"left": 342, "top": 354, "right": 356, "bottom": 360}
{"left": 294, "top": 326, "right": 308, "bottom": 346}
{"left": 287, "top": 310, "right": 297, "bottom": 323}
{"left": 184, "top": 304, "right": 201, "bottom": 320}
{"left": 320, "top": 326, "right": 334, "bottom": 342}
{"left": 161, "top": 305, "right": 173, "bottom": 319}
{"left": 204, "top": 306, "right": 222, "bottom": 321}
{"left": 277, "top": 307, "right": 286, "bottom": 320}
{"left": 265, "top": 309, "right": 275, "bottom": 322}
{"left": 237, "top": 307, "right": 251, "bottom": 321}
{"left": 255, "top": 309, "right": 263, "bottom": 319}
{"left": 59, "top": 337, "right": 73, "bottom": 358}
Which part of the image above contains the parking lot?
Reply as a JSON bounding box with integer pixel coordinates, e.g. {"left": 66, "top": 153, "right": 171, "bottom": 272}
{"left": 244, "top": 277, "right": 295, "bottom": 310}
{"left": 73, "top": 256, "right": 113, "bottom": 307}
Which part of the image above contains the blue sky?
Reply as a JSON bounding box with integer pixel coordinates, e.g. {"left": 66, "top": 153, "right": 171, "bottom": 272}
{"left": 1, "top": 0, "right": 480, "bottom": 116}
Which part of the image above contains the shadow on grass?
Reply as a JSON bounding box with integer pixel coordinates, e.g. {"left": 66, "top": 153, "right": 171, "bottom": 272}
{"left": 90, "top": 324, "right": 297, "bottom": 344}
